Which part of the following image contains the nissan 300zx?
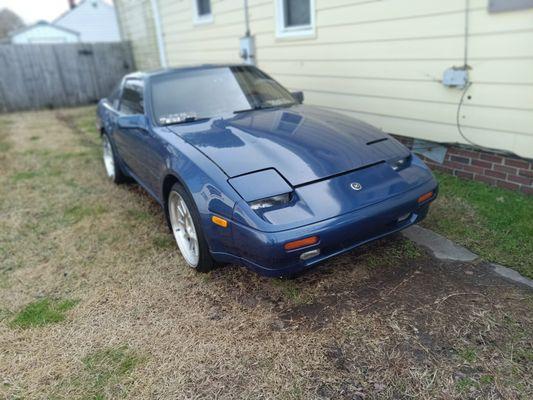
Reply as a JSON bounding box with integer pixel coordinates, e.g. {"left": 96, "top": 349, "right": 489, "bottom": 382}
{"left": 97, "top": 64, "right": 438, "bottom": 276}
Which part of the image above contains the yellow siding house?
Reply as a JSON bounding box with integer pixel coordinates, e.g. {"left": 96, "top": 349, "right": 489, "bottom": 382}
{"left": 115, "top": 0, "right": 533, "bottom": 164}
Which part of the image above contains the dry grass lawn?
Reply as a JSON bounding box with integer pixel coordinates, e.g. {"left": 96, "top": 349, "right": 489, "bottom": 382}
{"left": 0, "top": 107, "right": 531, "bottom": 399}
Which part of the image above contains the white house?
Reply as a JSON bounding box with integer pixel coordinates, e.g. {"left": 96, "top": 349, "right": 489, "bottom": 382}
{"left": 10, "top": 21, "right": 80, "bottom": 43}
{"left": 54, "top": 0, "right": 121, "bottom": 42}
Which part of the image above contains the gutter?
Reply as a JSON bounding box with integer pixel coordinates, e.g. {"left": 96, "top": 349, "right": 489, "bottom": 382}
{"left": 150, "top": 0, "right": 167, "bottom": 67}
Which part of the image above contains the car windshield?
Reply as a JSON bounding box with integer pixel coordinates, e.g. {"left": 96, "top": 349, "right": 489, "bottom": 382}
{"left": 151, "top": 66, "right": 296, "bottom": 125}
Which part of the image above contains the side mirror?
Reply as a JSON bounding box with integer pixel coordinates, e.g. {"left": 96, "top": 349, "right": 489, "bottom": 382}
{"left": 117, "top": 114, "right": 147, "bottom": 130}
{"left": 291, "top": 91, "right": 304, "bottom": 104}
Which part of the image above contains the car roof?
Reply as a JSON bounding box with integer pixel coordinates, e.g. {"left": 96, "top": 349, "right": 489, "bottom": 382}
{"left": 123, "top": 64, "right": 250, "bottom": 81}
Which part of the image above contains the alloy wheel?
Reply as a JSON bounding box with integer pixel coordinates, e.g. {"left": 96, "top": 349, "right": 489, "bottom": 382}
{"left": 168, "top": 191, "right": 200, "bottom": 267}
{"left": 102, "top": 135, "right": 115, "bottom": 179}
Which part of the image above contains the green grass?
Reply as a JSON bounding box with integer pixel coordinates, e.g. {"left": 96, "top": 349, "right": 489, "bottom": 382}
{"left": 457, "top": 348, "right": 477, "bottom": 363}
{"left": 63, "top": 204, "right": 107, "bottom": 224}
{"left": 11, "top": 171, "right": 41, "bottom": 182}
{"left": 125, "top": 208, "right": 153, "bottom": 222}
{"left": 53, "top": 345, "right": 141, "bottom": 399}
{"left": 53, "top": 151, "right": 91, "bottom": 160}
{"left": 456, "top": 377, "right": 479, "bottom": 392}
{"left": 271, "top": 279, "right": 314, "bottom": 305}
{"left": 365, "top": 237, "right": 422, "bottom": 268}
{"left": 11, "top": 166, "right": 62, "bottom": 183}
{"left": 10, "top": 298, "right": 78, "bottom": 328}
{"left": 152, "top": 234, "right": 175, "bottom": 249}
{"left": 79, "top": 346, "right": 140, "bottom": 399}
{"left": 423, "top": 172, "right": 533, "bottom": 278}
{"left": 0, "top": 119, "right": 13, "bottom": 152}
{"left": 273, "top": 279, "right": 302, "bottom": 301}
{"left": 0, "top": 135, "right": 11, "bottom": 152}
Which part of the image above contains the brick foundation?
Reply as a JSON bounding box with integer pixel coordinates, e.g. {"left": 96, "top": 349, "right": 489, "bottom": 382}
{"left": 393, "top": 136, "right": 533, "bottom": 196}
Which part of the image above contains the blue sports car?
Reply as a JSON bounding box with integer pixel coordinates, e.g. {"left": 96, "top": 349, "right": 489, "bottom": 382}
{"left": 97, "top": 64, "right": 437, "bottom": 277}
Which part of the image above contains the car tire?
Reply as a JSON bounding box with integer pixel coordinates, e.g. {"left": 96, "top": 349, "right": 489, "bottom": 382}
{"left": 102, "top": 132, "right": 127, "bottom": 184}
{"left": 167, "top": 182, "right": 216, "bottom": 273}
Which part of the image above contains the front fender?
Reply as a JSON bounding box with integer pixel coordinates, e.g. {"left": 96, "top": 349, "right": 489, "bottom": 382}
{"left": 157, "top": 128, "right": 241, "bottom": 255}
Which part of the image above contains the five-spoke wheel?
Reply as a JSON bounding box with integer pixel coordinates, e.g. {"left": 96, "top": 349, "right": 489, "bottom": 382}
{"left": 167, "top": 183, "right": 216, "bottom": 272}
{"left": 102, "top": 134, "right": 115, "bottom": 179}
{"left": 168, "top": 190, "right": 200, "bottom": 267}
{"left": 101, "top": 133, "right": 126, "bottom": 184}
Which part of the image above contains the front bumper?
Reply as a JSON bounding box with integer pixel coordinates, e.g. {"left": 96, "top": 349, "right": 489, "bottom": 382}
{"left": 213, "top": 178, "right": 438, "bottom": 277}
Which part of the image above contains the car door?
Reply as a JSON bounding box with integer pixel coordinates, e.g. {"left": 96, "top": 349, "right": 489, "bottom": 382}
{"left": 115, "top": 79, "right": 165, "bottom": 196}
{"left": 99, "top": 81, "right": 122, "bottom": 137}
{"left": 114, "top": 79, "right": 147, "bottom": 181}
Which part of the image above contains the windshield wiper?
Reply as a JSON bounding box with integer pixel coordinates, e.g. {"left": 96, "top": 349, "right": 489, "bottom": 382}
{"left": 159, "top": 115, "right": 211, "bottom": 126}
{"left": 233, "top": 103, "right": 294, "bottom": 114}
{"left": 234, "top": 105, "right": 276, "bottom": 114}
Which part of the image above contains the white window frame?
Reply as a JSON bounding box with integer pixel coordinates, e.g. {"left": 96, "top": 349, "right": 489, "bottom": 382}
{"left": 192, "top": 0, "right": 213, "bottom": 25}
{"left": 275, "top": 0, "right": 316, "bottom": 39}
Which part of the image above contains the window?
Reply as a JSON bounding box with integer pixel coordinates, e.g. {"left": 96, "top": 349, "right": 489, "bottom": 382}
{"left": 276, "top": 0, "right": 315, "bottom": 38}
{"left": 108, "top": 81, "right": 122, "bottom": 110}
{"left": 151, "top": 66, "right": 296, "bottom": 125}
{"left": 119, "top": 80, "right": 144, "bottom": 115}
{"left": 193, "top": 0, "right": 213, "bottom": 24}
{"left": 488, "top": 0, "right": 533, "bottom": 13}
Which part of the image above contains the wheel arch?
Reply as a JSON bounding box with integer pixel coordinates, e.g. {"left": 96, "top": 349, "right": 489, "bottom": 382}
{"left": 158, "top": 143, "right": 240, "bottom": 256}
{"left": 161, "top": 172, "right": 188, "bottom": 230}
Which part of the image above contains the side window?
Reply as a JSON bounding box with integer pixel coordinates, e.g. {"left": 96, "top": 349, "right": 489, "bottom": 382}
{"left": 276, "top": 0, "right": 315, "bottom": 38}
{"left": 119, "top": 81, "right": 144, "bottom": 115}
{"left": 108, "top": 81, "right": 121, "bottom": 110}
{"left": 193, "top": 0, "right": 213, "bottom": 24}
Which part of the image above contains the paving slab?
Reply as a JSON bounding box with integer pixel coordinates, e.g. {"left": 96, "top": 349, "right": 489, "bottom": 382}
{"left": 402, "top": 225, "right": 478, "bottom": 262}
{"left": 490, "top": 263, "right": 533, "bottom": 289}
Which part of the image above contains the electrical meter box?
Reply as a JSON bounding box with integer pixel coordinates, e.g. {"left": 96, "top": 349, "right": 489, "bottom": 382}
{"left": 443, "top": 67, "right": 469, "bottom": 88}
{"left": 239, "top": 35, "right": 255, "bottom": 65}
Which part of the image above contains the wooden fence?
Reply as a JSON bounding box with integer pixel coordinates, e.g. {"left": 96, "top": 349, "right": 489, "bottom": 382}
{"left": 0, "top": 42, "right": 135, "bottom": 112}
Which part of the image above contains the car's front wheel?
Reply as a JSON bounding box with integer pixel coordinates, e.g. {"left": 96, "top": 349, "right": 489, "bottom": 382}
{"left": 102, "top": 133, "right": 126, "bottom": 184}
{"left": 168, "top": 183, "right": 216, "bottom": 273}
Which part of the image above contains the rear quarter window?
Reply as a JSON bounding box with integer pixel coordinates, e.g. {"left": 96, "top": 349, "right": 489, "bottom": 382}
{"left": 120, "top": 81, "right": 144, "bottom": 115}
{"left": 107, "top": 82, "right": 121, "bottom": 109}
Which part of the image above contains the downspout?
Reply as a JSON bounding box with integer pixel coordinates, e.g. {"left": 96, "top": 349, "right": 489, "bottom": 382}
{"left": 463, "top": 0, "right": 469, "bottom": 67}
{"left": 244, "top": 0, "right": 251, "bottom": 37}
{"left": 150, "top": 0, "right": 167, "bottom": 68}
{"left": 240, "top": 0, "right": 256, "bottom": 65}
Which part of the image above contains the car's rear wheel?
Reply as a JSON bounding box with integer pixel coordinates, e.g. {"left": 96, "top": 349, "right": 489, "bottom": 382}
{"left": 102, "top": 133, "right": 126, "bottom": 184}
{"left": 168, "top": 183, "right": 215, "bottom": 273}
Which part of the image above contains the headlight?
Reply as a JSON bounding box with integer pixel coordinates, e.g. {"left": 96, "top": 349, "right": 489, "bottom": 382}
{"left": 388, "top": 155, "right": 412, "bottom": 171}
{"left": 249, "top": 193, "right": 291, "bottom": 210}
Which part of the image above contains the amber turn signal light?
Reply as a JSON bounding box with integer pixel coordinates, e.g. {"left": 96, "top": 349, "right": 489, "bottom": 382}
{"left": 417, "top": 191, "right": 434, "bottom": 203}
{"left": 284, "top": 236, "right": 319, "bottom": 251}
{"left": 211, "top": 215, "right": 228, "bottom": 228}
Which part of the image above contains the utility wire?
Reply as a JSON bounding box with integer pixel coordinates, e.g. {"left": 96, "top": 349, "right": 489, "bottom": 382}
{"left": 455, "top": 81, "right": 479, "bottom": 148}
{"left": 453, "top": 0, "right": 500, "bottom": 153}
{"left": 396, "top": 0, "right": 504, "bottom": 156}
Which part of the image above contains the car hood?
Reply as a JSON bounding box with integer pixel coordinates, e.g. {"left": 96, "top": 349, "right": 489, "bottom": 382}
{"left": 167, "top": 105, "right": 410, "bottom": 186}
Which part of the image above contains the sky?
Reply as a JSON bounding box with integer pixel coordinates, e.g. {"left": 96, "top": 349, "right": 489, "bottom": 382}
{"left": 0, "top": 0, "right": 113, "bottom": 24}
